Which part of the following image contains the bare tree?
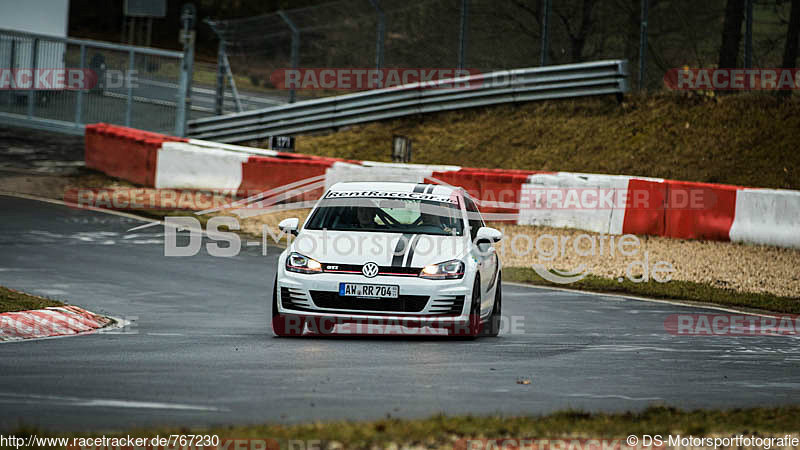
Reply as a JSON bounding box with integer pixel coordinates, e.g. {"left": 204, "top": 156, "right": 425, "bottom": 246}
{"left": 779, "top": 0, "right": 800, "bottom": 98}
{"left": 554, "top": 0, "right": 596, "bottom": 62}
{"left": 503, "top": 0, "right": 600, "bottom": 63}
{"left": 718, "top": 0, "right": 746, "bottom": 68}
{"left": 782, "top": 0, "right": 800, "bottom": 69}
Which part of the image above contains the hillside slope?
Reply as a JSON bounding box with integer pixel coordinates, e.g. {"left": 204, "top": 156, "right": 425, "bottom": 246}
{"left": 284, "top": 94, "right": 799, "bottom": 189}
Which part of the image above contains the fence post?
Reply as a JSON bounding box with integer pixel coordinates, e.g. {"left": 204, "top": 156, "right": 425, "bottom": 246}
{"left": 458, "top": 0, "right": 469, "bottom": 70}
{"left": 278, "top": 10, "right": 299, "bottom": 103}
{"left": 27, "top": 38, "right": 39, "bottom": 118}
{"left": 223, "top": 51, "right": 244, "bottom": 112}
{"left": 638, "top": 0, "right": 649, "bottom": 90}
{"left": 125, "top": 49, "right": 134, "bottom": 126}
{"left": 744, "top": 0, "right": 753, "bottom": 68}
{"left": 369, "top": 0, "right": 385, "bottom": 69}
{"left": 176, "top": 4, "right": 196, "bottom": 137}
{"left": 75, "top": 44, "right": 86, "bottom": 125}
{"left": 7, "top": 40, "right": 15, "bottom": 106}
{"left": 215, "top": 39, "right": 226, "bottom": 115}
{"left": 540, "top": 0, "right": 551, "bottom": 66}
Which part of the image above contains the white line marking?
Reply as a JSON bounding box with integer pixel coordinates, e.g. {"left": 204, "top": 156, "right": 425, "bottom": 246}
{"left": 504, "top": 281, "right": 784, "bottom": 319}
{"left": 127, "top": 221, "right": 161, "bottom": 232}
{"left": 565, "top": 393, "right": 663, "bottom": 401}
{"left": 0, "top": 392, "right": 224, "bottom": 411}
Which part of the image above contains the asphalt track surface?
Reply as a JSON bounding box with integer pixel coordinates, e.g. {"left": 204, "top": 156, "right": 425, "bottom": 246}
{"left": 1, "top": 194, "right": 798, "bottom": 432}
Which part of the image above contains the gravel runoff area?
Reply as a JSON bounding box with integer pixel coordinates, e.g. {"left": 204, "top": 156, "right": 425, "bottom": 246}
{"left": 496, "top": 224, "right": 800, "bottom": 299}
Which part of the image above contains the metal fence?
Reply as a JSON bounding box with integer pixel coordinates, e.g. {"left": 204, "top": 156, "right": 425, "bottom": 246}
{"left": 188, "top": 59, "right": 629, "bottom": 143}
{"left": 205, "top": 0, "right": 794, "bottom": 110}
{"left": 0, "top": 28, "right": 191, "bottom": 136}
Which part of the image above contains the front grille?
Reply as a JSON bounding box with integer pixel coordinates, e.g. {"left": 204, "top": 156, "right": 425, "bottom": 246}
{"left": 322, "top": 264, "right": 421, "bottom": 277}
{"left": 310, "top": 291, "right": 429, "bottom": 313}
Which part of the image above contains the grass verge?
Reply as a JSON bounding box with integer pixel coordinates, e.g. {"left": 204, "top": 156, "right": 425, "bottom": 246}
{"left": 285, "top": 93, "right": 800, "bottom": 190}
{"left": 503, "top": 267, "right": 800, "bottom": 314}
{"left": 6, "top": 406, "right": 800, "bottom": 449}
{"left": 0, "top": 286, "right": 63, "bottom": 313}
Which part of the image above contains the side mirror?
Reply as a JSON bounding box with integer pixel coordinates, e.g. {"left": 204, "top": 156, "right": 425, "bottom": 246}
{"left": 278, "top": 218, "right": 300, "bottom": 236}
{"left": 475, "top": 226, "right": 503, "bottom": 245}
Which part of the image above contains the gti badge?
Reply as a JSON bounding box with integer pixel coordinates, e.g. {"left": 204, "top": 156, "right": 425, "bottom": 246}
{"left": 362, "top": 262, "right": 379, "bottom": 278}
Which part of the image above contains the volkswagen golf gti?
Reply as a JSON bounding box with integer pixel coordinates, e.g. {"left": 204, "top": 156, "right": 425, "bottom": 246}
{"left": 272, "top": 181, "right": 503, "bottom": 338}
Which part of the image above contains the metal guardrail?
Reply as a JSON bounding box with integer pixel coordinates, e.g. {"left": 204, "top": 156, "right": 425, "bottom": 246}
{"left": 187, "top": 60, "right": 630, "bottom": 143}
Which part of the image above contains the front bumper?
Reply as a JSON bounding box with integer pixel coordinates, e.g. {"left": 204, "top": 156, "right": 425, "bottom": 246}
{"left": 277, "top": 270, "right": 471, "bottom": 324}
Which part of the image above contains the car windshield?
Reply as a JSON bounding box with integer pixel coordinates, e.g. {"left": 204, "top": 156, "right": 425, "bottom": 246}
{"left": 305, "top": 191, "right": 464, "bottom": 236}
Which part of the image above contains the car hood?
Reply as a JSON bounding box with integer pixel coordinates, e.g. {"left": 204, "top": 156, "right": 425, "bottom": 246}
{"left": 290, "top": 230, "right": 469, "bottom": 267}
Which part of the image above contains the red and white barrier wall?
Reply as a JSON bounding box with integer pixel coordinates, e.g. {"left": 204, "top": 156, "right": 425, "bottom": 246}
{"left": 729, "top": 188, "right": 800, "bottom": 248}
{"left": 84, "top": 124, "right": 800, "bottom": 249}
{"left": 85, "top": 123, "right": 188, "bottom": 187}
{"left": 518, "top": 172, "right": 639, "bottom": 234}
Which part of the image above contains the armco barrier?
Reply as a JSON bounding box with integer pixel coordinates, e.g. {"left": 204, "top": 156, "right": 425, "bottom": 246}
{"left": 83, "top": 123, "right": 800, "bottom": 249}
{"left": 187, "top": 60, "right": 630, "bottom": 143}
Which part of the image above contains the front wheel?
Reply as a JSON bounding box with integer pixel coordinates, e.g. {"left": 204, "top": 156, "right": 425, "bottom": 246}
{"left": 480, "top": 273, "right": 502, "bottom": 337}
{"left": 452, "top": 276, "right": 482, "bottom": 339}
{"left": 271, "top": 276, "right": 305, "bottom": 337}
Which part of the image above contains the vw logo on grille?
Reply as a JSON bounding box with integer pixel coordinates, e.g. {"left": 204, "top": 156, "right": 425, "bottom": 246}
{"left": 362, "top": 262, "right": 379, "bottom": 278}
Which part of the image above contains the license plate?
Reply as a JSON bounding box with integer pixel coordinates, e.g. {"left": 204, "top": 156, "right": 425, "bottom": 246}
{"left": 339, "top": 283, "right": 399, "bottom": 298}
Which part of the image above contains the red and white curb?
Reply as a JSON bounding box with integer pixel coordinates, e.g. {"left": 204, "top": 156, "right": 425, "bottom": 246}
{"left": 0, "top": 305, "right": 118, "bottom": 342}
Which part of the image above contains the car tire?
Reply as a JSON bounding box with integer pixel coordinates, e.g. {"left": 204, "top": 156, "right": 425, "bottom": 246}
{"left": 271, "top": 275, "right": 305, "bottom": 337}
{"left": 463, "top": 276, "right": 482, "bottom": 339}
{"left": 480, "top": 273, "right": 501, "bottom": 337}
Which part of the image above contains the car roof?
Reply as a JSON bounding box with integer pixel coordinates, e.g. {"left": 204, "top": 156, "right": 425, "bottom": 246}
{"left": 328, "top": 181, "right": 460, "bottom": 197}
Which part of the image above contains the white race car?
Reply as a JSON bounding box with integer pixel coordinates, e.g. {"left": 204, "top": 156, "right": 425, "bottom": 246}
{"left": 272, "top": 181, "right": 503, "bottom": 338}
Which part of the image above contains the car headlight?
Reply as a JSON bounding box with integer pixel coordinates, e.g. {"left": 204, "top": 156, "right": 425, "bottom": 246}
{"left": 286, "top": 252, "right": 322, "bottom": 274}
{"left": 419, "top": 259, "right": 464, "bottom": 279}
